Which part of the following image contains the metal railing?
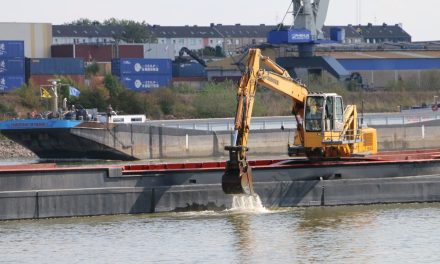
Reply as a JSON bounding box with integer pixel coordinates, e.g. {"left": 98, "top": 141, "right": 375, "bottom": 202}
{"left": 148, "top": 111, "right": 440, "bottom": 132}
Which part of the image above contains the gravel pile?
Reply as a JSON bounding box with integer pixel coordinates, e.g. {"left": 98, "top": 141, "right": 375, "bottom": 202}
{"left": 0, "top": 140, "right": 37, "bottom": 159}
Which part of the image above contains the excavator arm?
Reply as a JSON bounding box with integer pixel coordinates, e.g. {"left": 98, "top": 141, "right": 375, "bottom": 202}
{"left": 222, "top": 48, "right": 308, "bottom": 195}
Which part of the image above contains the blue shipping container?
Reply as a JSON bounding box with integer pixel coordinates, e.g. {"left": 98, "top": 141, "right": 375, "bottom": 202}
{"left": 0, "top": 75, "right": 25, "bottom": 92}
{"left": 30, "top": 58, "right": 85, "bottom": 75}
{"left": 172, "top": 62, "right": 206, "bottom": 77}
{"left": 112, "top": 58, "right": 172, "bottom": 76}
{"left": 330, "top": 27, "right": 345, "bottom": 42}
{"left": 121, "top": 75, "right": 171, "bottom": 91}
{"left": 267, "top": 29, "right": 313, "bottom": 44}
{"left": 0, "top": 41, "right": 24, "bottom": 58}
{"left": 0, "top": 59, "right": 25, "bottom": 75}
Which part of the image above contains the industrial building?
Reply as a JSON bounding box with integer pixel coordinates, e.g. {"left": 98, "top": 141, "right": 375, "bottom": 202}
{"left": 0, "top": 22, "right": 52, "bottom": 58}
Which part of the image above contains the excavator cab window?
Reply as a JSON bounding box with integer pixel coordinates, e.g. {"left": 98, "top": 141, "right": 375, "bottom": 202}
{"left": 323, "top": 95, "right": 344, "bottom": 132}
{"left": 324, "top": 96, "right": 334, "bottom": 130}
{"left": 305, "top": 96, "right": 325, "bottom": 132}
{"left": 334, "top": 96, "right": 344, "bottom": 131}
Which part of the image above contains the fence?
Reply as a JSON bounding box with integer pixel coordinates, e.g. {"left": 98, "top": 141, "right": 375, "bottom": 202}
{"left": 148, "top": 111, "right": 440, "bottom": 132}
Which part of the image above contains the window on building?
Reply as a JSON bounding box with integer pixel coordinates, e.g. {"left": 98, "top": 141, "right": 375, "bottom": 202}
{"left": 179, "top": 39, "right": 184, "bottom": 44}
{"left": 173, "top": 39, "right": 176, "bottom": 44}
{"left": 190, "top": 39, "right": 196, "bottom": 45}
{"left": 210, "top": 39, "right": 213, "bottom": 44}
{"left": 235, "top": 39, "right": 239, "bottom": 45}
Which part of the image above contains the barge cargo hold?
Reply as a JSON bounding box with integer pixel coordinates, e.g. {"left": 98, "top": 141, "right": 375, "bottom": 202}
{"left": 2, "top": 149, "right": 440, "bottom": 220}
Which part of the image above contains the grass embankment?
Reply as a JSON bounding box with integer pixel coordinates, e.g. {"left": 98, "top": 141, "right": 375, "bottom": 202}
{"left": 0, "top": 75, "right": 439, "bottom": 120}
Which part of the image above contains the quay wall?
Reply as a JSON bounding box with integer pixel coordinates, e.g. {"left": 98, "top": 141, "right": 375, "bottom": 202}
{"left": 70, "top": 120, "right": 440, "bottom": 159}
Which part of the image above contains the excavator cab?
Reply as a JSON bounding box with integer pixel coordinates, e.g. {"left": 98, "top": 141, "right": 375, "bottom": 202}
{"left": 304, "top": 94, "right": 344, "bottom": 133}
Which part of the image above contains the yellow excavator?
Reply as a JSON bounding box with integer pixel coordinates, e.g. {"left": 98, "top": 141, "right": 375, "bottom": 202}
{"left": 222, "top": 48, "right": 377, "bottom": 195}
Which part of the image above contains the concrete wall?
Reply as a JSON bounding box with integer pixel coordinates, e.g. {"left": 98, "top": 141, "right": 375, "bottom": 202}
{"left": 71, "top": 121, "right": 440, "bottom": 160}
{"left": 72, "top": 124, "right": 293, "bottom": 159}
{"left": 0, "top": 22, "right": 52, "bottom": 58}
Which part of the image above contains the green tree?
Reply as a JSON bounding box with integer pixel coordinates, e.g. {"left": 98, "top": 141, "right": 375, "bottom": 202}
{"left": 104, "top": 74, "right": 125, "bottom": 97}
{"left": 103, "top": 18, "right": 156, "bottom": 43}
{"left": 215, "top": 45, "right": 224, "bottom": 57}
{"left": 197, "top": 46, "right": 216, "bottom": 57}
{"left": 66, "top": 18, "right": 101, "bottom": 26}
{"left": 85, "top": 61, "right": 99, "bottom": 78}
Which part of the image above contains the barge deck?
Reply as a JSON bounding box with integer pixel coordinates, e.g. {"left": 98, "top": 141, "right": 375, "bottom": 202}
{"left": 2, "top": 149, "right": 440, "bottom": 220}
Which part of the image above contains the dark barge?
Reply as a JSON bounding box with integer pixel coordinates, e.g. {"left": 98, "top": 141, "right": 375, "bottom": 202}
{"left": 2, "top": 148, "right": 440, "bottom": 220}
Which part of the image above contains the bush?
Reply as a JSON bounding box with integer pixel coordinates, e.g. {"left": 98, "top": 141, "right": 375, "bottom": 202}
{"left": 104, "top": 74, "right": 125, "bottom": 97}
{"left": 194, "top": 82, "right": 238, "bottom": 118}
{"left": 76, "top": 86, "right": 109, "bottom": 111}
{"left": 85, "top": 61, "right": 99, "bottom": 77}
{"left": 0, "top": 102, "right": 16, "bottom": 120}
{"left": 15, "top": 82, "right": 42, "bottom": 110}
{"left": 153, "top": 88, "right": 176, "bottom": 116}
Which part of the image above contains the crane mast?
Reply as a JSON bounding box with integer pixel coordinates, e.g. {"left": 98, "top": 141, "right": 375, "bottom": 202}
{"left": 292, "top": 0, "right": 330, "bottom": 40}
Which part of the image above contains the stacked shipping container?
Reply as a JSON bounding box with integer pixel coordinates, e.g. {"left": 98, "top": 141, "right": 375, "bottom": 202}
{"left": 172, "top": 62, "right": 206, "bottom": 77}
{"left": 0, "top": 41, "right": 25, "bottom": 92}
{"left": 51, "top": 44, "right": 175, "bottom": 62}
{"left": 112, "top": 58, "right": 172, "bottom": 91}
{"left": 27, "top": 58, "right": 85, "bottom": 87}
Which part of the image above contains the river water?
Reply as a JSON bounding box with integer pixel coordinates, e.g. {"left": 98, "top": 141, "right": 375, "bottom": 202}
{"left": 2, "top": 202, "right": 440, "bottom": 264}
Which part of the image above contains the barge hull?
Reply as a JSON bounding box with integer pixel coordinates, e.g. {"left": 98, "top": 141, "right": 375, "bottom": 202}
{"left": 3, "top": 155, "right": 440, "bottom": 220}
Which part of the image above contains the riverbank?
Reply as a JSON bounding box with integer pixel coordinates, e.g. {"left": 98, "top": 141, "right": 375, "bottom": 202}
{"left": 0, "top": 139, "right": 36, "bottom": 159}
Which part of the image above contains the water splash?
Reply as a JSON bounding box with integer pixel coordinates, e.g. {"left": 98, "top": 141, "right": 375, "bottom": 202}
{"left": 229, "top": 194, "right": 269, "bottom": 213}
